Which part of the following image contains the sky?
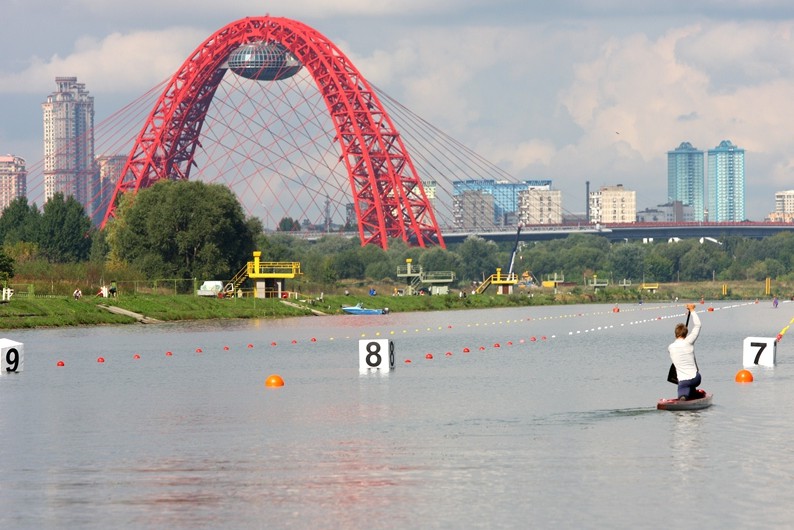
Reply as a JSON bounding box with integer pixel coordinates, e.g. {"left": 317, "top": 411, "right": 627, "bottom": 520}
{"left": 2, "top": 0, "right": 794, "bottom": 220}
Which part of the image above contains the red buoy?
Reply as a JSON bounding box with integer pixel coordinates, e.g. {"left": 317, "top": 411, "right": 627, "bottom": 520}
{"left": 425, "top": 353, "right": 433, "bottom": 359}
{"left": 133, "top": 354, "right": 140, "bottom": 360}
{"left": 56, "top": 360, "right": 65, "bottom": 367}
{"left": 97, "top": 357, "right": 105, "bottom": 363}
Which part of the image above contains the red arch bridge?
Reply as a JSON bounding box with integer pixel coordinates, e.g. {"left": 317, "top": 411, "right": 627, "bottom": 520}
{"left": 99, "top": 16, "right": 448, "bottom": 250}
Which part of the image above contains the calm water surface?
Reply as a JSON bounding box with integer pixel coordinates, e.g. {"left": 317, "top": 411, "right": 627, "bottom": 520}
{"left": 1, "top": 301, "right": 793, "bottom": 529}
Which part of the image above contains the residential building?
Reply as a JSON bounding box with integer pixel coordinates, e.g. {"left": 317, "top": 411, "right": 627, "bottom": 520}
{"left": 453, "top": 190, "right": 496, "bottom": 230}
{"left": 452, "top": 179, "right": 552, "bottom": 227}
{"left": 43, "top": 76, "right": 97, "bottom": 219}
{"left": 588, "top": 184, "right": 636, "bottom": 224}
{"left": 0, "top": 154, "right": 27, "bottom": 213}
{"left": 707, "top": 140, "right": 745, "bottom": 222}
{"left": 95, "top": 154, "right": 127, "bottom": 224}
{"left": 667, "top": 142, "right": 704, "bottom": 221}
{"left": 636, "top": 201, "right": 693, "bottom": 223}
{"left": 768, "top": 190, "right": 794, "bottom": 222}
{"left": 518, "top": 188, "right": 562, "bottom": 225}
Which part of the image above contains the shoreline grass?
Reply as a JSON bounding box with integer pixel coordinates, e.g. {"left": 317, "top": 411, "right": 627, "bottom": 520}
{"left": 0, "top": 279, "right": 785, "bottom": 330}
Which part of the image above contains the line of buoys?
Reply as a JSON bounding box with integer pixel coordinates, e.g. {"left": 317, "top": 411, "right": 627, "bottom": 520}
{"left": 735, "top": 369, "right": 754, "bottom": 383}
{"left": 265, "top": 374, "right": 284, "bottom": 387}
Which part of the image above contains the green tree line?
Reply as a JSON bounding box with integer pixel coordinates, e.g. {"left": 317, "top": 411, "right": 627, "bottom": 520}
{"left": 2, "top": 181, "right": 794, "bottom": 290}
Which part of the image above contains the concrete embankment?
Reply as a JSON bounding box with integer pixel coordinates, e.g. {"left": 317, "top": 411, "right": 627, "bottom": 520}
{"left": 98, "top": 305, "right": 162, "bottom": 324}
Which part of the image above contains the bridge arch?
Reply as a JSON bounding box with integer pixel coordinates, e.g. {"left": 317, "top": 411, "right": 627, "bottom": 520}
{"left": 101, "top": 16, "right": 444, "bottom": 249}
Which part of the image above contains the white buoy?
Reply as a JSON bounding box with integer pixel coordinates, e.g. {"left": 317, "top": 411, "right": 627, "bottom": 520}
{"left": 0, "top": 338, "right": 24, "bottom": 374}
{"left": 359, "top": 339, "right": 394, "bottom": 373}
{"left": 742, "top": 337, "right": 776, "bottom": 367}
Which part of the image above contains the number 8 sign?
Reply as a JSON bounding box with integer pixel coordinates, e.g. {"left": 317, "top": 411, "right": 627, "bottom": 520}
{"left": 359, "top": 339, "right": 395, "bottom": 372}
{"left": 0, "top": 338, "right": 24, "bottom": 374}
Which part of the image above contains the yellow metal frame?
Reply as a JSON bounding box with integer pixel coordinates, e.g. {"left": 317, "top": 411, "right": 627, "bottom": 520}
{"left": 247, "top": 251, "right": 301, "bottom": 279}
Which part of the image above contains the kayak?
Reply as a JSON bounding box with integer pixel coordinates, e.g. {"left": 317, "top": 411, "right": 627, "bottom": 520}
{"left": 657, "top": 392, "right": 713, "bottom": 411}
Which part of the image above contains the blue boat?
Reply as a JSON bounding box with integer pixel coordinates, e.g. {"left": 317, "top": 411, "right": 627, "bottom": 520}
{"left": 341, "top": 303, "right": 389, "bottom": 315}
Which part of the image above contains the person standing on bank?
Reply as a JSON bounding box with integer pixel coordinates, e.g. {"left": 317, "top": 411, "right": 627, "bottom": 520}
{"left": 668, "top": 304, "right": 702, "bottom": 401}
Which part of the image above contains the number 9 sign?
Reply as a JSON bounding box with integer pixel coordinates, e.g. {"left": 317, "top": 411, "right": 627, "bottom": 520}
{"left": 0, "top": 338, "right": 24, "bottom": 374}
{"left": 359, "top": 339, "right": 395, "bottom": 372}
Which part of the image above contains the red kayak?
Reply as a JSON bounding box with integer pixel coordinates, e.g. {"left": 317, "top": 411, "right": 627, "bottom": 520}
{"left": 657, "top": 391, "right": 713, "bottom": 411}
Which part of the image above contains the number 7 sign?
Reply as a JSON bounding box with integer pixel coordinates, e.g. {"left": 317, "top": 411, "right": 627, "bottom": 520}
{"left": 743, "top": 337, "right": 776, "bottom": 367}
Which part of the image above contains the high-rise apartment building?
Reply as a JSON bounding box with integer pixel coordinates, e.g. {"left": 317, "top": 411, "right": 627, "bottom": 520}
{"left": 0, "top": 155, "right": 27, "bottom": 213}
{"left": 707, "top": 140, "right": 745, "bottom": 222}
{"left": 453, "top": 191, "right": 496, "bottom": 230}
{"left": 95, "top": 154, "right": 127, "bottom": 223}
{"left": 518, "top": 188, "right": 562, "bottom": 225}
{"left": 768, "top": 190, "right": 794, "bottom": 222}
{"left": 42, "top": 76, "right": 97, "bottom": 219}
{"left": 667, "top": 142, "right": 704, "bottom": 222}
{"left": 588, "top": 184, "right": 636, "bottom": 224}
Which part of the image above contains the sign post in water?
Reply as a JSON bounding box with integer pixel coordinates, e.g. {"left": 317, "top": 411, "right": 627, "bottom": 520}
{"left": 359, "top": 339, "right": 395, "bottom": 373}
{"left": 0, "top": 338, "right": 24, "bottom": 374}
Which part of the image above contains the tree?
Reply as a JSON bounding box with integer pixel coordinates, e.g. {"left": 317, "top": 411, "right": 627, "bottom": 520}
{"left": 277, "top": 216, "right": 301, "bottom": 232}
{"left": 37, "top": 193, "right": 92, "bottom": 263}
{"left": 0, "top": 197, "right": 40, "bottom": 245}
{"left": 107, "top": 180, "right": 256, "bottom": 281}
{"left": 456, "top": 236, "right": 500, "bottom": 282}
{"left": 0, "top": 247, "right": 14, "bottom": 282}
{"left": 609, "top": 244, "right": 646, "bottom": 281}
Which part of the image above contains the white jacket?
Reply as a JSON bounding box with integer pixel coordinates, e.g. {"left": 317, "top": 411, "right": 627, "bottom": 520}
{"left": 668, "top": 310, "right": 701, "bottom": 381}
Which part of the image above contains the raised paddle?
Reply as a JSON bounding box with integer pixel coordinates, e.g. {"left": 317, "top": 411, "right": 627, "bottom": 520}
{"left": 667, "top": 308, "right": 692, "bottom": 384}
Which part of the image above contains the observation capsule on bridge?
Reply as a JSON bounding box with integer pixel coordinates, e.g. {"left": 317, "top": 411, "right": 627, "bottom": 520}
{"left": 226, "top": 42, "right": 302, "bottom": 81}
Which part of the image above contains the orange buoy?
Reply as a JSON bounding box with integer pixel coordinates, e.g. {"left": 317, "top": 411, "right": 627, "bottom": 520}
{"left": 735, "top": 369, "right": 754, "bottom": 383}
{"left": 97, "top": 357, "right": 105, "bottom": 363}
{"left": 265, "top": 374, "right": 285, "bottom": 387}
{"left": 56, "top": 360, "right": 65, "bottom": 367}
{"left": 133, "top": 354, "right": 140, "bottom": 360}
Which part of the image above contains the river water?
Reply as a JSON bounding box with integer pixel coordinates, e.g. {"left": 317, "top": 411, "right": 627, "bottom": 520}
{"left": 1, "top": 300, "right": 793, "bottom": 529}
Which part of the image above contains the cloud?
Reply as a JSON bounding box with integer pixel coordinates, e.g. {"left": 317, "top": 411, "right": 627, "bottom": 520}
{"left": 0, "top": 28, "right": 207, "bottom": 95}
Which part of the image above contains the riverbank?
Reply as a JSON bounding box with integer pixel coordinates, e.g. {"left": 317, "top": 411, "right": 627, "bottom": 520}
{"left": 0, "top": 279, "right": 785, "bottom": 330}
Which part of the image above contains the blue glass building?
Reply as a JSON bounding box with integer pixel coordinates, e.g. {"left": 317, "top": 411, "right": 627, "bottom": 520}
{"left": 707, "top": 140, "right": 745, "bottom": 222}
{"left": 667, "top": 142, "right": 704, "bottom": 222}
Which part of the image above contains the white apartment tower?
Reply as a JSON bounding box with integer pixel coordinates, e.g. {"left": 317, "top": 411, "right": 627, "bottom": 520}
{"left": 42, "top": 77, "right": 97, "bottom": 219}
{"left": 0, "top": 155, "right": 27, "bottom": 212}
{"left": 768, "top": 190, "right": 794, "bottom": 222}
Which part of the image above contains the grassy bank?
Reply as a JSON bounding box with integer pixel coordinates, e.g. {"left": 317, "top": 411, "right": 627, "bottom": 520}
{"left": 0, "top": 278, "right": 785, "bottom": 330}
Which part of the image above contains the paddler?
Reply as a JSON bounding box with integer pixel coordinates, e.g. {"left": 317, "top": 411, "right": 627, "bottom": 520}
{"left": 668, "top": 304, "right": 703, "bottom": 401}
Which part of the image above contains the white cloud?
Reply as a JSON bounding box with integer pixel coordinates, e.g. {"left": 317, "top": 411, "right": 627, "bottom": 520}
{"left": 0, "top": 28, "right": 207, "bottom": 95}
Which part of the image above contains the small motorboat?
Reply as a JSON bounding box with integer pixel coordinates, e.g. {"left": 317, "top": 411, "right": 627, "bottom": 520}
{"left": 341, "top": 303, "right": 389, "bottom": 315}
{"left": 657, "top": 390, "right": 713, "bottom": 411}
